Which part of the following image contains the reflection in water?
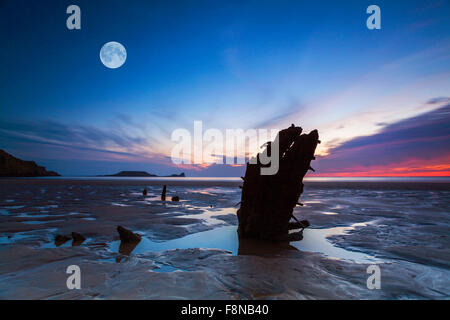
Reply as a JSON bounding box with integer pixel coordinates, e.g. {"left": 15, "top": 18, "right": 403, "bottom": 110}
{"left": 179, "top": 207, "right": 236, "bottom": 226}
{"left": 23, "top": 220, "right": 65, "bottom": 225}
{"left": 152, "top": 263, "right": 182, "bottom": 272}
{"left": 111, "top": 202, "right": 132, "bottom": 207}
{"left": 292, "top": 225, "right": 379, "bottom": 263}
{"left": 238, "top": 238, "right": 299, "bottom": 256}
{"left": 109, "top": 224, "right": 380, "bottom": 263}
{"left": 110, "top": 226, "right": 238, "bottom": 255}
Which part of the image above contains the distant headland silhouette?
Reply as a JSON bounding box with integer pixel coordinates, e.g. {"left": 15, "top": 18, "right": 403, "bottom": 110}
{"left": 101, "top": 171, "right": 185, "bottom": 178}
{"left": 0, "top": 150, "right": 59, "bottom": 177}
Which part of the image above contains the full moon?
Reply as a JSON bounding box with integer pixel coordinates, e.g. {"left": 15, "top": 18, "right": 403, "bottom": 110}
{"left": 100, "top": 41, "right": 127, "bottom": 69}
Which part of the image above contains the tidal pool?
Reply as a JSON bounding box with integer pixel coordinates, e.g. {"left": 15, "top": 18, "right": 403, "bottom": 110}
{"left": 109, "top": 223, "right": 380, "bottom": 264}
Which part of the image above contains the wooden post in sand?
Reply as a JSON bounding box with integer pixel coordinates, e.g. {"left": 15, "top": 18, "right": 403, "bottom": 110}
{"left": 237, "top": 124, "right": 320, "bottom": 242}
{"left": 161, "top": 185, "right": 167, "bottom": 201}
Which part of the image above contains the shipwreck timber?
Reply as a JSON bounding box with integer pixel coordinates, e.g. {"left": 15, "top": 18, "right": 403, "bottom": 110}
{"left": 237, "top": 124, "right": 320, "bottom": 242}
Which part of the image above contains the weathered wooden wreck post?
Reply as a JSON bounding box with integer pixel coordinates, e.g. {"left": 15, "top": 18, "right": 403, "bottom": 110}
{"left": 161, "top": 185, "right": 167, "bottom": 201}
{"left": 237, "top": 124, "right": 320, "bottom": 242}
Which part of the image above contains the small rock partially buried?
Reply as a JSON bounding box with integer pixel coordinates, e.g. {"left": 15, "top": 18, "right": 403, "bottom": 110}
{"left": 117, "top": 225, "right": 141, "bottom": 243}
{"left": 71, "top": 232, "right": 86, "bottom": 243}
{"left": 55, "top": 234, "right": 70, "bottom": 242}
{"left": 54, "top": 234, "right": 71, "bottom": 246}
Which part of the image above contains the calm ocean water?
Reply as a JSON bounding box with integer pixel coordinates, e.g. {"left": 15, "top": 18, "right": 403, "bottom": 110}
{"left": 8, "top": 176, "right": 450, "bottom": 183}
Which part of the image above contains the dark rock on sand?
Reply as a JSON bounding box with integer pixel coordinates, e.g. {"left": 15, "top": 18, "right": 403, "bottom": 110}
{"left": 0, "top": 150, "right": 60, "bottom": 177}
{"left": 237, "top": 124, "right": 319, "bottom": 242}
{"left": 117, "top": 226, "right": 141, "bottom": 243}
{"left": 71, "top": 232, "right": 86, "bottom": 246}
{"left": 54, "top": 235, "right": 71, "bottom": 246}
{"left": 118, "top": 241, "right": 140, "bottom": 257}
{"left": 55, "top": 235, "right": 70, "bottom": 242}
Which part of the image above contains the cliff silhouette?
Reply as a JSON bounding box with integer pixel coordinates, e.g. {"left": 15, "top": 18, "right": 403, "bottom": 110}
{"left": 0, "top": 150, "right": 60, "bottom": 177}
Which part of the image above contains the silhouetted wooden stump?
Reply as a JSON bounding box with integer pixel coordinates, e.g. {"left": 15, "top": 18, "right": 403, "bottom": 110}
{"left": 161, "top": 185, "right": 167, "bottom": 201}
{"left": 237, "top": 125, "right": 320, "bottom": 242}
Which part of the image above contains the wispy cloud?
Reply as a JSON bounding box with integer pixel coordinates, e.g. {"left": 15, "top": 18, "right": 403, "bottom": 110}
{"left": 253, "top": 43, "right": 450, "bottom": 157}
{"left": 313, "top": 103, "right": 450, "bottom": 176}
{"left": 0, "top": 117, "right": 169, "bottom": 164}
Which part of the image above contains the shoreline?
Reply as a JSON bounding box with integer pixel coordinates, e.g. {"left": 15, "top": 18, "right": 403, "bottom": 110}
{"left": 1, "top": 178, "right": 449, "bottom": 190}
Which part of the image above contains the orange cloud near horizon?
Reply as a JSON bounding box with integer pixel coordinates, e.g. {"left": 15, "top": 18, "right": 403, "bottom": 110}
{"left": 312, "top": 156, "right": 450, "bottom": 177}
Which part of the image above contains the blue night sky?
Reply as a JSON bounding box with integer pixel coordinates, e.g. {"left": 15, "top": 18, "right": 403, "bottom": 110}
{"left": 0, "top": 0, "right": 449, "bottom": 176}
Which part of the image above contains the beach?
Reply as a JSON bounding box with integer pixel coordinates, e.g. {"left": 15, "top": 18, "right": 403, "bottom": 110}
{"left": 0, "top": 177, "right": 449, "bottom": 299}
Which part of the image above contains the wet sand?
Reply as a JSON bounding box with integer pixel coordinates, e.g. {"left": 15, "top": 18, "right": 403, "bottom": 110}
{"left": 0, "top": 178, "right": 449, "bottom": 299}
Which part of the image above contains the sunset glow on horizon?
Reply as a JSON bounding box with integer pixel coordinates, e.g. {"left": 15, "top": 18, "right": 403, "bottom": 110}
{"left": 0, "top": 1, "right": 449, "bottom": 177}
